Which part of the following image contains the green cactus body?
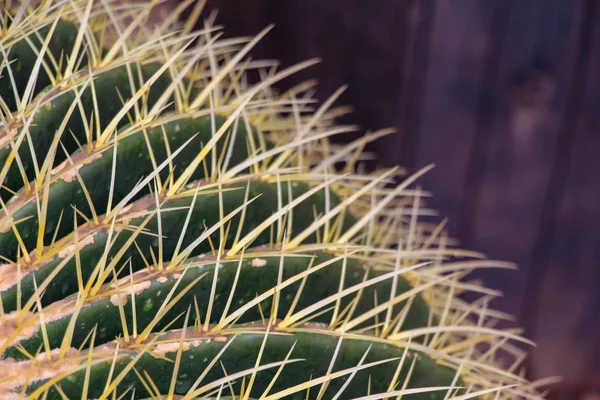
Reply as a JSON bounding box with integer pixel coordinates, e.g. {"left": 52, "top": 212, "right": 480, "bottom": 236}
{"left": 0, "top": 114, "right": 251, "bottom": 260}
{"left": 0, "top": 1, "right": 540, "bottom": 399}
{"left": 0, "top": 20, "right": 83, "bottom": 112}
{"left": 5, "top": 323, "right": 463, "bottom": 400}
{"left": 0, "top": 179, "right": 353, "bottom": 312}
{"left": 0, "top": 62, "right": 177, "bottom": 200}
{"left": 1, "top": 249, "right": 430, "bottom": 360}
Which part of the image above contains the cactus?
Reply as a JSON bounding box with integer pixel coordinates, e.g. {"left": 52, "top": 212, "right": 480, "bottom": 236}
{"left": 0, "top": 1, "right": 544, "bottom": 399}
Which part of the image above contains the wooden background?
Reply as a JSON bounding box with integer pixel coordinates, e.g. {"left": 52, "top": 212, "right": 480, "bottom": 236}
{"left": 181, "top": 0, "right": 600, "bottom": 397}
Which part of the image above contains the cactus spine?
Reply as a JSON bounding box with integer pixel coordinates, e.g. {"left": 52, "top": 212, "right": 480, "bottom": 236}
{"left": 0, "top": 1, "right": 544, "bottom": 399}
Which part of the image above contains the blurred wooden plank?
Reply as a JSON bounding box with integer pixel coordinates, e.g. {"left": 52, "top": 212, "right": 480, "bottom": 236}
{"left": 390, "top": 0, "right": 436, "bottom": 170}
{"left": 526, "top": 0, "right": 600, "bottom": 382}
{"left": 447, "top": 0, "right": 580, "bottom": 319}
{"left": 411, "top": 0, "right": 499, "bottom": 240}
{"left": 470, "top": 0, "right": 580, "bottom": 320}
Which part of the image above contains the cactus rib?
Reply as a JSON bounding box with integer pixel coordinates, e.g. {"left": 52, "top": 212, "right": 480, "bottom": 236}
{"left": 1, "top": 323, "right": 464, "bottom": 400}
{"left": 0, "top": 178, "right": 355, "bottom": 313}
{"left": 1, "top": 249, "right": 433, "bottom": 361}
{"left": 0, "top": 20, "right": 84, "bottom": 112}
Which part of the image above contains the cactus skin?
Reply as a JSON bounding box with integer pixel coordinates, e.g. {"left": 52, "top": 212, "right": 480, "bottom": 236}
{"left": 0, "top": 180, "right": 355, "bottom": 312}
{"left": 0, "top": 114, "right": 251, "bottom": 260}
{"left": 2, "top": 250, "right": 430, "bottom": 360}
{"left": 6, "top": 324, "right": 464, "bottom": 400}
{"left": 0, "top": 20, "right": 83, "bottom": 112}
{"left": 0, "top": 63, "right": 175, "bottom": 200}
{"left": 0, "top": 2, "right": 541, "bottom": 400}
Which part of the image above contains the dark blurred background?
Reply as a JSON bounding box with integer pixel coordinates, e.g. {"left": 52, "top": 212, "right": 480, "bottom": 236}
{"left": 169, "top": 0, "right": 599, "bottom": 398}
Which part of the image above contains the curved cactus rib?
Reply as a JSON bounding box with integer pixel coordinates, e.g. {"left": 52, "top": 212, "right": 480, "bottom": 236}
{"left": 0, "top": 114, "right": 254, "bottom": 260}
{"left": 0, "top": 177, "right": 358, "bottom": 313}
{"left": 0, "top": 20, "right": 85, "bottom": 113}
{"left": 0, "top": 62, "right": 184, "bottom": 201}
{"left": 0, "top": 60, "right": 347, "bottom": 260}
{"left": 0, "top": 248, "right": 433, "bottom": 360}
{"left": 1, "top": 323, "right": 465, "bottom": 400}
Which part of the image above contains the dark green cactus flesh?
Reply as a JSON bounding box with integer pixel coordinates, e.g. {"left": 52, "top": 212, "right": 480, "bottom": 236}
{"left": 1, "top": 250, "right": 431, "bottom": 360}
{"left": 14, "top": 324, "right": 463, "bottom": 400}
{"left": 0, "top": 20, "right": 83, "bottom": 112}
{"left": 0, "top": 2, "right": 539, "bottom": 400}
{"left": 0, "top": 62, "right": 176, "bottom": 201}
{"left": 0, "top": 114, "right": 252, "bottom": 261}
{"left": 0, "top": 180, "right": 353, "bottom": 313}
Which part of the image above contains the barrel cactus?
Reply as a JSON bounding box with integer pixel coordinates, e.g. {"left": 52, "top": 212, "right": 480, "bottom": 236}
{"left": 0, "top": 1, "right": 545, "bottom": 399}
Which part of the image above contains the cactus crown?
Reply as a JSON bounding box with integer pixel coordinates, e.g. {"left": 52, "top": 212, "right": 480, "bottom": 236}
{"left": 0, "top": 1, "right": 545, "bottom": 399}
